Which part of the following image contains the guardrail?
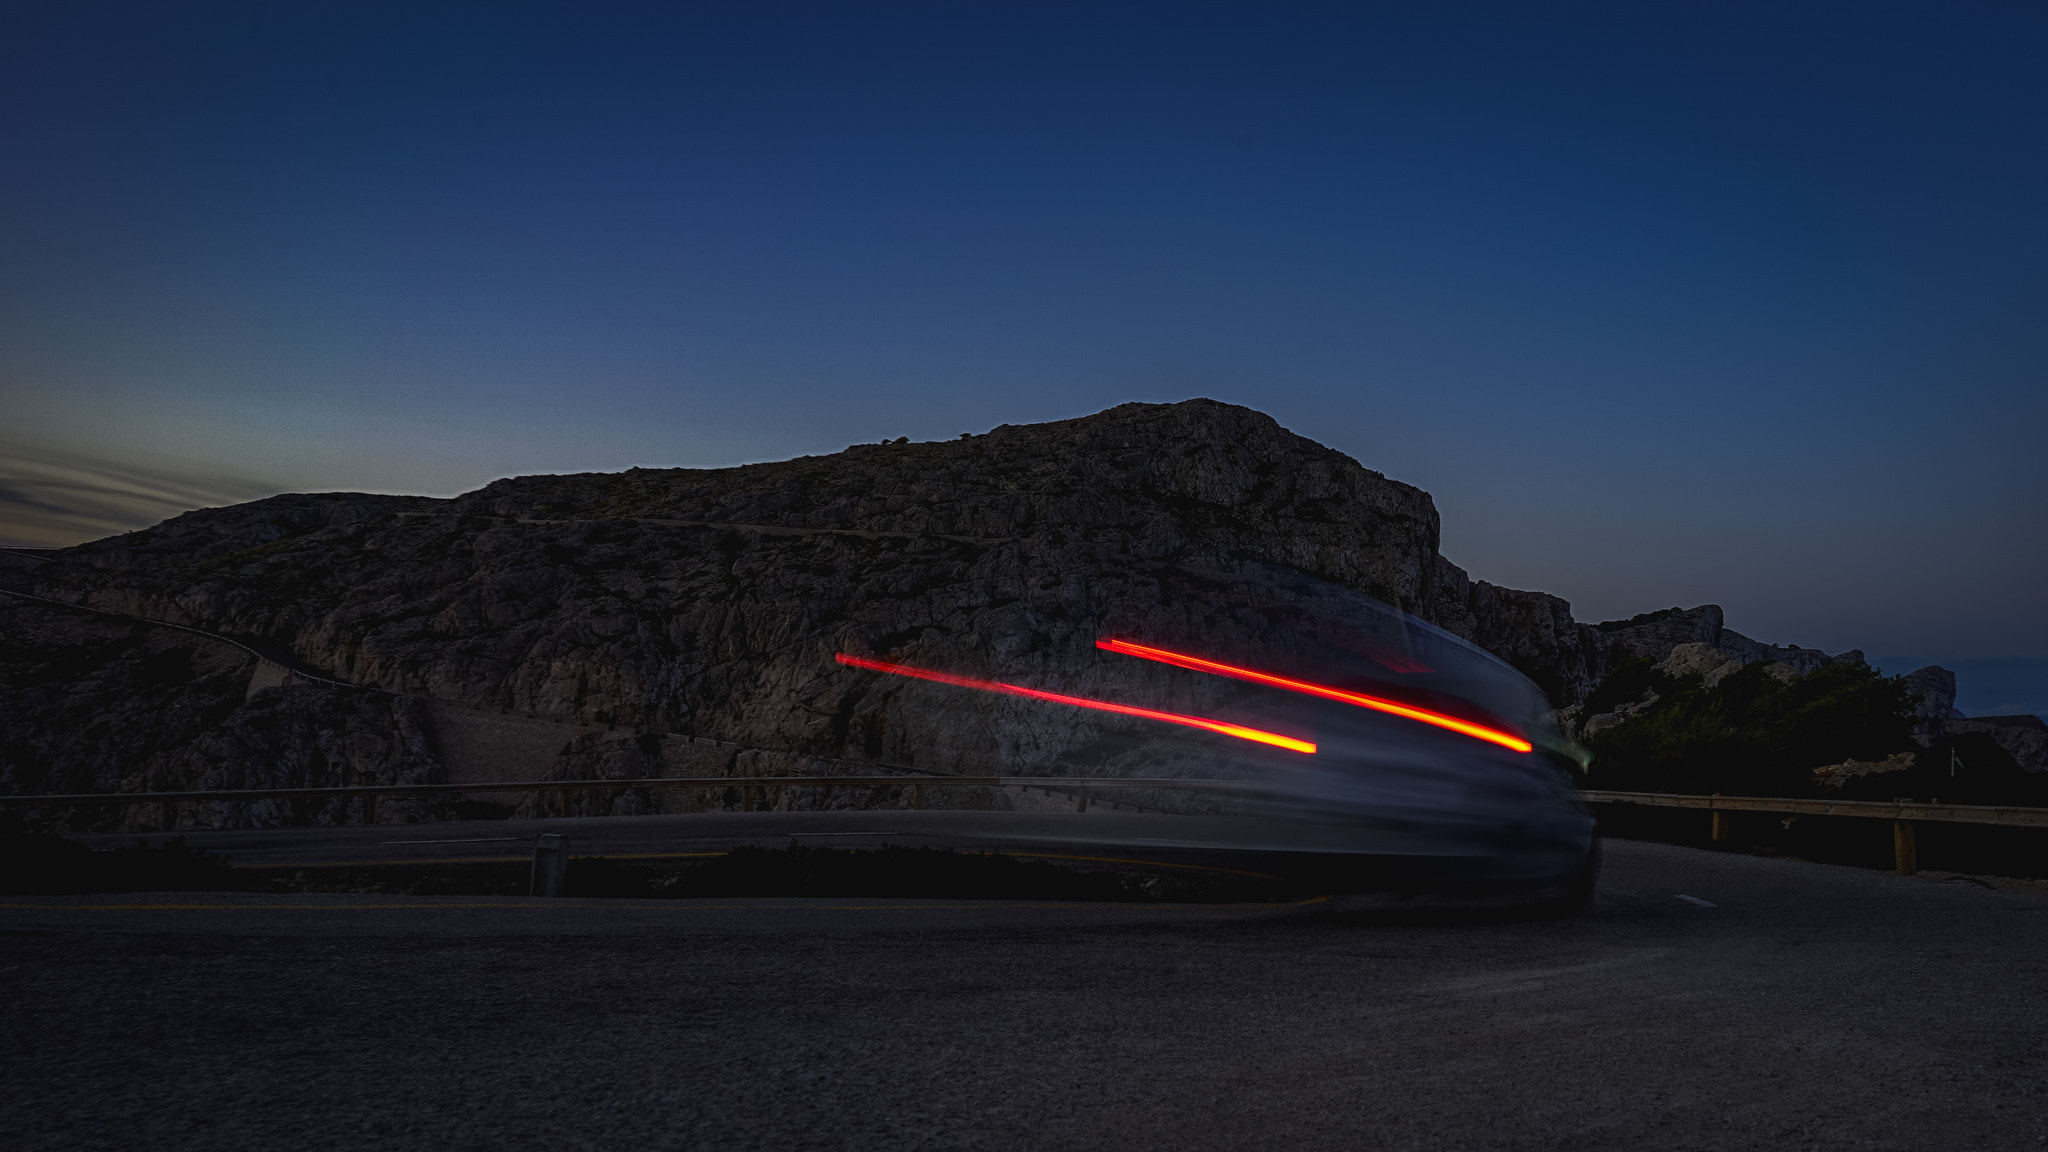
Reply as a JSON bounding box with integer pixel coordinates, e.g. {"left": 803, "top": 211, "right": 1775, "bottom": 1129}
{"left": 0, "top": 775, "right": 1250, "bottom": 825}
{"left": 1580, "top": 789, "right": 2048, "bottom": 874}
{"left": 6, "top": 780, "right": 2041, "bottom": 878}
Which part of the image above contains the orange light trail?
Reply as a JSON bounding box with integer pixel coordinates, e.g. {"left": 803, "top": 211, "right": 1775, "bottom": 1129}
{"left": 1095, "top": 639, "right": 1534, "bottom": 754}
{"left": 834, "top": 653, "right": 1316, "bottom": 754}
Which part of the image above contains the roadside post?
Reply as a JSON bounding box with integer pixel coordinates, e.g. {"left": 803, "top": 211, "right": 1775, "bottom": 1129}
{"left": 531, "top": 833, "right": 569, "bottom": 897}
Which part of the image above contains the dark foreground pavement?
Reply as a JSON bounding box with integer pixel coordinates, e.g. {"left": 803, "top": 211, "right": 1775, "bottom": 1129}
{"left": 3, "top": 839, "right": 2046, "bottom": 1151}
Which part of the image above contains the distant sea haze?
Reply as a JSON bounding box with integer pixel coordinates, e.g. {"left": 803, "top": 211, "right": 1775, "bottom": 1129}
{"left": 1872, "top": 657, "right": 2048, "bottom": 722}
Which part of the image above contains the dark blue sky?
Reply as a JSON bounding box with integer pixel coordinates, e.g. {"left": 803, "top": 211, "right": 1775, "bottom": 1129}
{"left": 3, "top": 1, "right": 2044, "bottom": 668}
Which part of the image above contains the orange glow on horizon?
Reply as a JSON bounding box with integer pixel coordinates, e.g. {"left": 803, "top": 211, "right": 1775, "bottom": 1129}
{"left": 1096, "top": 639, "right": 1534, "bottom": 753}
{"left": 834, "top": 653, "right": 1316, "bottom": 754}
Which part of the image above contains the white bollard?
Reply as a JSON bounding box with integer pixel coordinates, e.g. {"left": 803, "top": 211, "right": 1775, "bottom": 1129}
{"left": 531, "top": 833, "right": 569, "bottom": 897}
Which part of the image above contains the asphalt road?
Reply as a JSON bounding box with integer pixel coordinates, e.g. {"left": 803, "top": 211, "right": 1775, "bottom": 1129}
{"left": 4, "top": 838, "right": 2046, "bottom": 1151}
{"left": 64, "top": 809, "right": 1327, "bottom": 869}
{"left": 63, "top": 809, "right": 1562, "bottom": 879}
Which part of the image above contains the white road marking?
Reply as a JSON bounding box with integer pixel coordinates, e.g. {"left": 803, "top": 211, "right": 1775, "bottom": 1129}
{"left": 380, "top": 837, "right": 521, "bottom": 845}
{"left": 1675, "top": 894, "right": 1717, "bottom": 907}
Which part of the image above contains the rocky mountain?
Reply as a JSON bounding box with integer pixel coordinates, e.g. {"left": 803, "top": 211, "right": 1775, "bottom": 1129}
{"left": 0, "top": 399, "right": 2010, "bottom": 828}
{"left": 1593, "top": 605, "right": 1861, "bottom": 677}
{"left": 1553, "top": 605, "right": 1874, "bottom": 739}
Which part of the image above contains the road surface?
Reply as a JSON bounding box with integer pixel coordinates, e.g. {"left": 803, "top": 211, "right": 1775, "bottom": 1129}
{"left": 62, "top": 809, "right": 1563, "bottom": 881}
{"left": 3, "top": 837, "right": 2046, "bottom": 1150}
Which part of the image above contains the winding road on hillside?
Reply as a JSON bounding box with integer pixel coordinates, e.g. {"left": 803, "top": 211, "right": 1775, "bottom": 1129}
{"left": 4, "top": 837, "right": 2045, "bottom": 1150}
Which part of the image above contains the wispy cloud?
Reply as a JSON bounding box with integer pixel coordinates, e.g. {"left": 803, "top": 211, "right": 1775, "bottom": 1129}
{"left": 0, "top": 440, "right": 283, "bottom": 548}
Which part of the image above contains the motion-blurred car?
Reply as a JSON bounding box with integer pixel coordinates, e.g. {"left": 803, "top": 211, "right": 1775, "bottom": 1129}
{"left": 835, "top": 580, "right": 1599, "bottom": 913}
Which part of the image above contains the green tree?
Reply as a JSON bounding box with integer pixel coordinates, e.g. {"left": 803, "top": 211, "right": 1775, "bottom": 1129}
{"left": 1584, "top": 661, "right": 1917, "bottom": 797}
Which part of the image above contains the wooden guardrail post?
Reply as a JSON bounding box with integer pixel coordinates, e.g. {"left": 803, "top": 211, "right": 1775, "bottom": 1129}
{"left": 558, "top": 788, "right": 572, "bottom": 818}
{"left": 530, "top": 833, "right": 569, "bottom": 897}
{"left": 160, "top": 799, "right": 178, "bottom": 832}
{"left": 362, "top": 793, "right": 377, "bottom": 825}
{"left": 1710, "top": 810, "right": 1730, "bottom": 843}
{"left": 912, "top": 783, "right": 924, "bottom": 810}
{"left": 1075, "top": 787, "right": 1090, "bottom": 813}
{"left": 1893, "top": 820, "right": 1917, "bottom": 876}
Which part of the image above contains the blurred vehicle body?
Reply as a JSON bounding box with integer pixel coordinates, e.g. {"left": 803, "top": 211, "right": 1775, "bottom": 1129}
{"left": 839, "top": 580, "right": 1598, "bottom": 910}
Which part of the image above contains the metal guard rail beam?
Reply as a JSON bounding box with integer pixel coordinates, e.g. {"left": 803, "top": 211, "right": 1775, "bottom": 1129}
{"left": 2, "top": 782, "right": 2045, "bottom": 825}
{"left": 2, "top": 781, "right": 2043, "bottom": 827}
{"left": 1579, "top": 790, "right": 2048, "bottom": 829}
{"left": 0, "top": 776, "right": 1262, "bottom": 807}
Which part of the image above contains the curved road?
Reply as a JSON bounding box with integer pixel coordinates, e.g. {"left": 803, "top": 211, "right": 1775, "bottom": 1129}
{"left": 59, "top": 809, "right": 1562, "bottom": 879}
{"left": 4, "top": 835, "right": 2047, "bottom": 1150}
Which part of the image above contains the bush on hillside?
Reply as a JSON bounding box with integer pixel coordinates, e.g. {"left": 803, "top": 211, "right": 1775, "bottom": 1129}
{"left": 1577, "top": 656, "right": 1673, "bottom": 719}
{"left": 1583, "top": 661, "right": 1917, "bottom": 797}
{"left": 1837, "top": 731, "right": 2048, "bottom": 806}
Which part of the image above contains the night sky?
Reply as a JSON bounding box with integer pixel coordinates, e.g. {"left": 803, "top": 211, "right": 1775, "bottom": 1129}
{"left": 3, "top": 3, "right": 2044, "bottom": 704}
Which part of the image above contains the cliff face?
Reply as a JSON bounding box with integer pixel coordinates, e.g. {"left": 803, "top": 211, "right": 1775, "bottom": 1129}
{"left": 26, "top": 401, "right": 1473, "bottom": 722}
{"left": 1440, "top": 574, "right": 1606, "bottom": 706}
{"left": 0, "top": 399, "right": 1895, "bottom": 824}
{"left": 2, "top": 401, "right": 1522, "bottom": 820}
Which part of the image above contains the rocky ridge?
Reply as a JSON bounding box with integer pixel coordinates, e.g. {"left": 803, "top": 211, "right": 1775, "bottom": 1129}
{"left": 1558, "top": 605, "right": 1873, "bottom": 739}
{"left": 2, "top": 400, "right": 2022, "bottom": 829}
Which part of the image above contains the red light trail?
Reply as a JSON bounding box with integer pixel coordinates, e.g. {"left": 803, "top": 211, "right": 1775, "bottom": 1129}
{"left": 834, "top": 653, "right": 1317, "bottom": 754}
{"left": 1095, "top": 639, "right": 1534, "bottom": 753}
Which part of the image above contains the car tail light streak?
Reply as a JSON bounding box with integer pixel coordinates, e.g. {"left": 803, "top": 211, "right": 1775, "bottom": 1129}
{"left": 1096, "top": 639, "right": 1534, "bottom": 753}
{"left": 834, "top": 653, "right": 1317, "bottom": 754}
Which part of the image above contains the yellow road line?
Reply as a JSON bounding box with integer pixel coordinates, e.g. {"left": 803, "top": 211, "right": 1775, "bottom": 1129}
{"left": 0, "top": 895, "right": 1334, "bottom": 913}
{"left": 234, "top": 851, "right": 732, "bottom": 868}
{"left": 233, "top": 855, "right": 528, "bottom": 867}
{"left": 1005, "top": 852, "right": 1278, "bottom": 880}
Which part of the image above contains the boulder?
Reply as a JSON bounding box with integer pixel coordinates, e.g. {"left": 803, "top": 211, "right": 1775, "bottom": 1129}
{"left": 1902, "top": 666, "right": 1965, "bottom": 743}
{"left": 1812, "top": 751, "right": 1916, "bottom": 791}
{"left": 1949, "top": 715, "right": 2048, "bottom": 774}
{"left": 1656, "top": 641, "right": 1741, "bottom": 685}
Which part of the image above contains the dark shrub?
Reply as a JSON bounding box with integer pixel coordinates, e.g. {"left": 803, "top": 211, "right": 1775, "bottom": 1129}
{"left": 1838, "top": 732, "right": 2048, "bottom": 806}
{"left": 0, "top": 835, "right": 242, "bottom": 894}
{"left": 1586, "top": 661, "right": 1917, "bottom": 797}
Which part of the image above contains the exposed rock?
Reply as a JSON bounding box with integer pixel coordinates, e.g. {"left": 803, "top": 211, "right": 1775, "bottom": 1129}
{"left": 1902, "top": 666, "right": 1966, "bottom": 743}
{"left": 1598, "top": 606, "right": 1726, "bottom": 662}
{"left": 0, "top": 597, "right": 261, "bottom": 800}
{"left": 156, "top": 685, "right": 448, "bottom": 829}
{"left": 514, "top": 730, "right": 670, "bottom": 819}
{"left": 1580, "top": 696, "right": 1657, "bottom": 738}
{"left": 1949, "top": 715, "right": 2048, "bottom": 774}
{"left": 1813, "top": 752, "right": 1916, "bottom": 791}
{"left": 1454, "top": 579, "right": 1605, "bottom": 708}
{"left": 0, "top": 596, "right": 450, "bottom": 829}
{"left": 1597, "top": 606, "right": 1864, "bottom": 693}
{"left": 1656, "top": 642, "right": 1742, "bottom": 685}
{"left": 62, "top": 492, "right": 443, "bottom": 575}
